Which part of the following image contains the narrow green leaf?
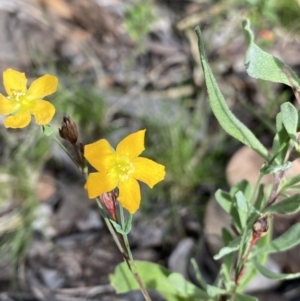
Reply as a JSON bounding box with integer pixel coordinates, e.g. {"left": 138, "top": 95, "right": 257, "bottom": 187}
{"left": 213, "top": 237, "right": 241, "bottom": 260}
{"left": 252, "top": 259, "right": 300, "bottom": 280}
{"left": 221, "top": 229, "right": 234, "bottom": 281}
{"left": 243, "top": 19, "right": 300, "bottom": 89}
{"left": 195, "top": 26, "right": 269, "bottom": 160}
{"left": 260, "top": 161, "right": 291, "bottom": 175}
{"left": 235, "top": 191, "right": 248, "bottom": 228}
{"left": 190, "top": 258, "right": 207, "bottom": 289}
{"left": 230, "top": 180, "right": 252, "bottom": 200}
{"left": 215, "top": 189, "right": 232, "bottom": 214}
{"left": 246, "top": 184, "right": 264, "bottom": 228}
{"left": 280, "top": 174, "right": 300, "bottom": 192}
{"left": 109, "top": 220, "right": 125, "bottom": 235}
{"left": 222, "top": 228, "right": 233, "bottom": 245}
{"left": 254, "top": 184, "right": 265, "bottom": 211}
{"left": 264, "top": 194, "right": 300, "bottom": 215}
{"left": 281, "top": 102, "right": 298, "bottom": 142}
{"left": 251, "top": 223, "right": 300, "bottom": 257}
{"left": 272, "top": 113, "right": 290, "bottom": 164}
{"left": 215, "top": 189, "right": 243, "bottom": 232}
{"left": 124, "top": 214, "right": 133, "bottom": 234}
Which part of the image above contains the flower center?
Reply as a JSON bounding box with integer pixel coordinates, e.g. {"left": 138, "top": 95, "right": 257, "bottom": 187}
{"left": 112, "top": 155, "right": 135, "bottom": 182}
{"left": 9, "top": 90, "right": 31, "bottom": 107}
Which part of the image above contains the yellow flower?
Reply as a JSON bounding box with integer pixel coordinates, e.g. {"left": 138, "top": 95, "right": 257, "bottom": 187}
{"left": 84, "top": 129, "right": 166, "bottom": 214}
{"left": 0, "top": 68, "right": 58, "bottom": 128}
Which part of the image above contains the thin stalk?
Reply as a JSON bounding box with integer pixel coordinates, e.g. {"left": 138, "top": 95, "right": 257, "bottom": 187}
{"left": 119, "top": 206, "right": 152, "bottom": 301}
{"left": 72, "top": 143, "right": 82, "bottom": 166}
{"left": 95, "top": 199, "right": 124, "bottom": 254}
{"left": 54, "top": 136, "right": 79, "bottom": 167}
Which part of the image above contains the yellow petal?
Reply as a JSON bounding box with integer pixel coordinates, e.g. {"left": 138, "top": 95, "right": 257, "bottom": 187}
{"left": 132, "top": 157, "right": 165, "bottom": 188}
{"left": 116, "top": 129, "right": 146, "bottom": 159}
{"left": 27, "top": 74, "right": 58, "bottom": 100}
{"left": 0, "top": 94, "right": 20, "bottom": 115}
{"left": 84, "top": 139, "right": 116, "bottom": 171}
{"left": 3, "top": 107, "right": 31, "bottom": 128}
{"left": 3, "top": 69, "right": 27, "bottom": 97}
{"left": 30, "top": 100, "right": 55, "bottom": 125}
{"left": 85, "top": 172, "right": 118, "bottom": 199}
{"left": 118, "top": 178, "right": 141, "bottom": 214}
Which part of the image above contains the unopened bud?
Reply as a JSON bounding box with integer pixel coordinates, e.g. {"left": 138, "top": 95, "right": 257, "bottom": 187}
{"left": 100, "top": 191, "right": 117, "bottom": 218}
{"left": 59, "top": 116, "right": 78, "bottom": 144}
{"left": 253, "top": 216, "right": 268, "bottom": 238}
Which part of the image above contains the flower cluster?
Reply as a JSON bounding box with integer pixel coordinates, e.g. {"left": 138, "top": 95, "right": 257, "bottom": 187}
{"left": 84, "top": 130, "right": 165, "bottom": 214}
{"left": 0, "top": 69, "right": 58, "bottom": 128}
{"left": 0, "top": 68, "right": 165, "bottom": 215}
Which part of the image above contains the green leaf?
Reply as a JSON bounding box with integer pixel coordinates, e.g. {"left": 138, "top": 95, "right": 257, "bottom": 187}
{"left": 124, "top": 214, "right": 133, "bottom": 234}
{"left": 280, "top": 174, "right": 300, "bottom": 192}
{"left": 190, "top": 258, "right": 207, "bottom": 289}
{"left": 213, "top": 237, "right": 241, "bottom": 260}
{"left": 195, "top": 26, "right": 269, "bottom": 161}
{"left": 109, "top": 220, "right": 125, "bottom": 235}
{"left": 260, "top": 161, "right": 291, "bottom": 175}
{"left": 215, "top": 189, "right": 232, "bottom": 214}
{"left": 110, "top": 261, "right": 208, "bottom": 301}
{"left": 235, "top": 191, "right": 249, "bottom": 228}
{"left": 246, "top": 184, "right": 264, "bottom": 228}
{"left": 281, "top": 102, "right": 298, "bottom": 142}
{"left": 215, "top": 189, "right": 243, "bottom": 232}
{"left": 243, "top": 19, "right": 300, "bottom": 89}
{"left": 252, "top": 259, "right": 300, "bottom": 280}
{"left": 254, "top": 184, "right": 265, "bottom": 211}
{"left": 264, "top": 194, "right": 300, "bottom": 215}
{"left": 206, "top": 285, "right": 226, "bottom": 297}
{"left": 235, "top": 293, "right": 258, "bottom": 301}
{"left": 220, "top": 229, "right": 234, "bottom": 282}
{"left": 168, "top": 273, "right": 208, "bottom": 299}
{"left": 41, "top": 124, "right": 53, "bottom": 136}
{"left": 251, "top": 223, "right": 300, "bottom": 257}
{"left": 272, "top": 113, "right": 290, "bottom": 164}
{"left": 230, "top": 180, "right": 252, "bottom": 200}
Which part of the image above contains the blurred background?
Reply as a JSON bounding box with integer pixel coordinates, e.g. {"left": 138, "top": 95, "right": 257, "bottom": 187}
{"left": 1, "top": 0, "right": 300, "bottom": 300}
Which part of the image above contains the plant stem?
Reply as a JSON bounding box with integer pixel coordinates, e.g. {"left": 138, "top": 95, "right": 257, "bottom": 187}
{"left": 54, "top": 136, "right": 79, "bottom": 167}
{"left": 95, "top": 199, "right": 124, "bottom": 254}
{"left": 119, "top": 206, "right": 153, "bottom": 301}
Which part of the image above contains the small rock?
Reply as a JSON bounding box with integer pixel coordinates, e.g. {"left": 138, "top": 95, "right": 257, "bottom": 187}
{"left": 32, "top": 204, "right": 57, "bottom": 238}
{"left": 226, "top": 146, "right": 272, "bottom": 186}
{"left": 28, "top": 240, "right": 54, "bottom": 258}
{"left": 168, "top": 238, "right": 195, "bottom": 278}
{"left": 129, "top": 214, "right": 166, "bottom": 247}
{"left": 76, "top": 209, "right": 103, "bottom": 231}
{"left": 35, "top": 173, "right": 57, "bottom": 203}
{"left": 39, "top": 267, "right": 65, "bottom": 289}
{"left": 226, "top": 146, "right": 300, "bottom": 187}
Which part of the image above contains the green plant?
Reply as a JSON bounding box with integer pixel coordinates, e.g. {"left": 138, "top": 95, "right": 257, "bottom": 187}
{"left": 124, "top": 0, "right": 157, "bottom": 43}
{"left": 110, "top": 19, "right": 300, "bottom": 300}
